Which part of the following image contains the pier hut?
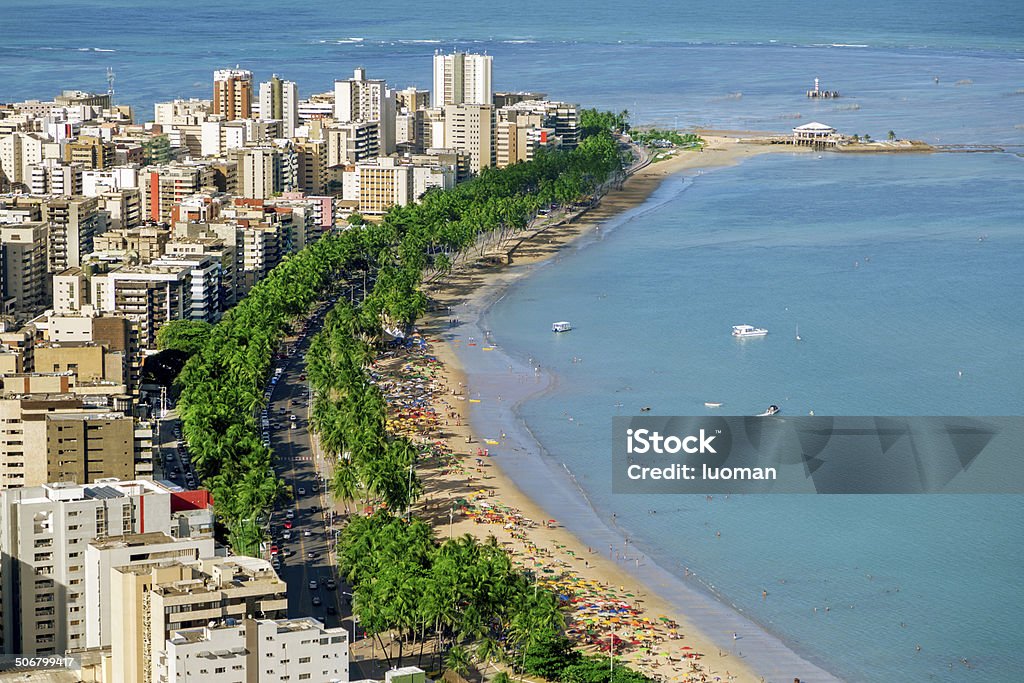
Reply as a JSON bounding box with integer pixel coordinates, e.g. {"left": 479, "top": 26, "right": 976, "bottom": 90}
{"left": 793, "top": 121, "right": 839, "bottom": 148}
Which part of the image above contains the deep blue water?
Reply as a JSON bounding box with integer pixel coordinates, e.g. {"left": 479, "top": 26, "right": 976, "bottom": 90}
{"left": 5, "top": 2, "right": 1023, "bottom": 681}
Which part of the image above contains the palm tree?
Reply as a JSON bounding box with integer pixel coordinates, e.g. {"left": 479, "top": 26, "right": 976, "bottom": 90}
{"left": 888, "top": 130, "right": 897, "bottom": 141}
{"left": 445, "top": 645, "right": 471, "bottom": 680}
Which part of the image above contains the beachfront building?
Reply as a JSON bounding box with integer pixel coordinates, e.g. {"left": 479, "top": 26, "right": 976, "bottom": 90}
{"left": 793, "top": 121, "right": 839, "bottom": 148}
{"left": 159, "top": 617, "right": 349, "bottom": 683}
{"left": 258, "top": 74, "right": 300, "bottom": 138}
{"left": 110, "top": 556, "right": 288, "bottom": 683}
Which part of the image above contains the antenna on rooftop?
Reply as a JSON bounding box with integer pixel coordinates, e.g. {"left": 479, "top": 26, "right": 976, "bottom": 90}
{"left": 106, "top": 67, "right": 115, "bottom": 104}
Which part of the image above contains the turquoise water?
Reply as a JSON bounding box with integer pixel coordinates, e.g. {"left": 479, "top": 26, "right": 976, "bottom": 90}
{"left": 475, "top": 152, "right": 1024, "bottom": 681}
{"left": 5, "top": 1, "right": 1024, "bottom": 679}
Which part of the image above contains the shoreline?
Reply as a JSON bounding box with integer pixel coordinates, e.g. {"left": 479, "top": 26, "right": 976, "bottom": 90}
{"left": 411, "top": 137, "right": 842, "bottom": 683}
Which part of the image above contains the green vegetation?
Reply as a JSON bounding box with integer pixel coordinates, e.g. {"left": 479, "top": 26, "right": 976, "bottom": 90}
{"left": 175, "top": 235, "right": 362, "bottom": 554}
{"left": 157, "top": 320, "right": 213, "bottom": 356}
{"left": 579, "top": 108, "right": 631, "bottom": 137}
{"left": 521, "top": 633, "right": 655, "bottom": 683}
{"left": 173, "top": 130, "right": 624, "bottom": 556}
{"left": 339, "top": 513, "right": 565, "bottom": 672}
{"left": 629, "top": 128, "right": 703, "bottom": 148}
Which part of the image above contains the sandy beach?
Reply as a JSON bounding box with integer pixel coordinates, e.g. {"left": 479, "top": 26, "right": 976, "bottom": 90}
{"left": 373, "top": 136, "right": 838, "bottom": 683}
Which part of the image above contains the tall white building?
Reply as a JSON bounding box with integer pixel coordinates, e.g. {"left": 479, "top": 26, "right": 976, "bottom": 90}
{"left": 334, "top": 68, "right": 395, "bottom": 155}
{"left": 432, "top": 51, "right": 493, "bottom": 108}
{"left": 0, "top": 480, "right": 185, "bottom": 656}
{"left": 258, "top": 75, "right": 299, "bottom": 138}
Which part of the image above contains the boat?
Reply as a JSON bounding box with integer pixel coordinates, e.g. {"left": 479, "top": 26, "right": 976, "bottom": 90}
{"left": 732, "top": 324, "right": 768, "bottom": 338}
{"left": 756, "top": 404, "right": 780, "bottom": 416}
{"left": 552, "top": 321, "right": 572, "bottom": 333}
{"left": 704, "top": 401, "right": 723, "bottom": 408}
{"left": 795, "top": 324, "right": 802, "bottom": 341}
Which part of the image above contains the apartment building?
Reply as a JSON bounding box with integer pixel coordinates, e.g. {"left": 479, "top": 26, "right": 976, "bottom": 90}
{"left": 28, "top": 158, "right": 85, "bottom": 196}
{"left": 111, "top": 557, "right": 288, "bottom": 683}
{"left": 45, "top": 196, "right": 106, "bottom": 272}
{"left": 1, "top": 222, "right": 49, "bottom": 322}
{"left": 0, "top": 131, "right": 48, "bottom": 190}
{"left": 165, "top": 236, "right": 237, "bottom": 307}
{"left": 90, "top": 264, "right": 191, "bottom": 349}
{"left": 140, "top": 162, "right": 216, "bottom": 223}
{"left": 326, "top": 120, "right": 379, "bottom": 165}
{"left": 160, "top": 617, "right": 349, "bottom": 683}
{"left": 212, "top": 69, "right": 253, "bottom": 121}
{"left": 258, "top": 75, "right": 299, "bottom": 138}
{"left": 98, "top": 188, "right": 143, "bottom": 230}
{"left": 0, "top": 479, "right": 177, "bottom": 656}
{"left": 432, "top": 51, "right": 493, "bottom": 107}
{"left": 63, "top": 135, "right": 115, "bottom": 170}
{"left": 442, "top": 103, "right": 494, "bottom": 174}
{"left": 84, "top": 531, "right": 216, "bottom": 650}
{"left": 234, "top": 145, "right": 296, "bottom": 200}
{"left": 334, "top": 67, "right": 395, "bottom": 155}
{"left": 93, "top": 226, "right": 170, "bottom": 265}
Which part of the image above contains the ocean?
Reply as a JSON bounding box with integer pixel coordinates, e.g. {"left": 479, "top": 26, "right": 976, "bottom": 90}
{"left": 471, "top": 151, "right": 1024, "bottom": 681}
{"left": 4, "top": 1, "right": 1023, "bottom": 680}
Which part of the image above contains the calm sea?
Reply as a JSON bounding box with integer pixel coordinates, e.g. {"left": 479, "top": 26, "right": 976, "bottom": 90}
{"left": 4, "top": 1, "right": 1023, "bottom": 680}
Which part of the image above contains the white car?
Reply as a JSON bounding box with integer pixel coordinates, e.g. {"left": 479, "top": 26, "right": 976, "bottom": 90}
{"left": 282, "top": 531, "right": 292, "bottom": 541}
{"left": 297, "top": 487, "right": 306, "bottom": 496}
{"left": 308, "top": 580, "right": 318, "bottom": 590}
{"left": 303, "top": 529, "right": 312, "bottom": 537}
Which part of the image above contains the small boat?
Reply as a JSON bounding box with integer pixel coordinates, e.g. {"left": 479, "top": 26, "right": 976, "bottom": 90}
{"left": 756, "top": 404, "right": 780, "bottom": 416}
{"left": 704, "top": 401, "right": 723, "bottom": 408}
{"left": 795, "top": 324, "right": 802, "bottom": 341}
{"left": 552, "top": 321, "right": 572, "bottom": 333}
{"left": 732, "top": 324, "right": 768, "bottom": 338}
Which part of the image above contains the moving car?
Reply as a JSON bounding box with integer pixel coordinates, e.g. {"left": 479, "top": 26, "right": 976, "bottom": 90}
{"left": 308, "top": 580, "right": 318, "bottom": 590}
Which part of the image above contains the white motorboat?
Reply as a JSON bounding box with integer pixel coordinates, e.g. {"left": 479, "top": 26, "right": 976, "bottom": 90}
{"left": 704, "top": 401, "right": 723, "bottom": 408}
{"left": 732, "top": 324, "right": 768, "bottom": 338}
{"left": 552, "top": 321, "right": 572, "bottom": 333}
{"left": 756, "top": 404, "right": 781, "bottom": 416}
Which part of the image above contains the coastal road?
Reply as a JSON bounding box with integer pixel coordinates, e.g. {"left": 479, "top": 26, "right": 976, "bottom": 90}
{"left": 263, "top": 284, "right": 374, "bottom": 678}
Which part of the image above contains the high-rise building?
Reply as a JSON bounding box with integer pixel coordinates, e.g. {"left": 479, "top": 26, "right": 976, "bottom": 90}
{"left": 140, "top": 162, "right": 216, "bottom": 223}
{"left": 111, "top": 557, "right": 288, "bottom": 683}
{"left": 258, "top": 75, "right": 299, "bottom": 138}
{"left": 84, "top": 531, "right": 216, "bottom": 651}
{"left": 212, "top": 69, "right": 253, "bottom": 121}
{"left": 90, "top": 263, "right": 192, "bottom": 348}
{"left": 0, "top": 132, "right": 47, "bottom": 191}
{"left": 1, "top": 222, "right": 49, "bottom": 321}
{"left": 236, "top": 145, "right": 296, "bottom": 200}
{"left": 63, "top": 135, "right": 115, "bottom": 170}
{"left": 442, "top": 103, "right": 494, "bottom": 174}
{"left": 326, "top": 120, "right": 379, "bottom": 165}
{"left": 0, "top": 479, "right": 182, "bottom": 656}
{"left": 44, "top": 196, "right": 105, "bottom": 272}
{"left": 334, "top": 68, "right": 395, "bottom": 155}
{"left": 432, "top": 51, "right": 493, "bottom": 108}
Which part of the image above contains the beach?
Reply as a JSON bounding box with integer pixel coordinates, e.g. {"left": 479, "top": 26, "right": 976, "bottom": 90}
{"left": 373, "top": 136, "right": 844, "bottom": 683}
